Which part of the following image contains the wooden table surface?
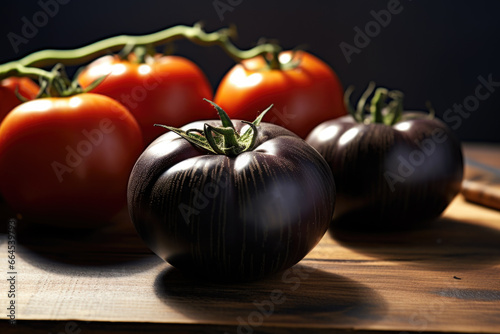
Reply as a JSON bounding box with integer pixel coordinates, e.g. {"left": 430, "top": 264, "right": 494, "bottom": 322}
{"left": 1, "top": 143, "right": 500, "bottom": 334}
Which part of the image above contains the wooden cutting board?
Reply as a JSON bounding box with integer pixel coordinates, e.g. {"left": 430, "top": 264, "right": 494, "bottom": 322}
{"left": 462, "top": 143, "right": 500, "bottom": 210}
{"left": 0, "top": 143, "right": 499, "bottom": 334}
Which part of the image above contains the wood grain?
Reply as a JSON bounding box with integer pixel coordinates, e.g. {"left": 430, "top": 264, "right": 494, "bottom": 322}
{"left": 0, "top": 143, "right": 499, "bottom": 334}
{"left": 462, "top": 142, "right": 500, "bottom": 210}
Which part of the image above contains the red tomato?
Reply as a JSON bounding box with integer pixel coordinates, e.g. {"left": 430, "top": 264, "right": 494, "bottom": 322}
{"left": 0, "top": 93, "right": 143, "bottom": 226}
{"left": 214, "top": 51, "right": 347, "bottom": 138}
{"left": 78, "top": 54, "right": 214, "bottom": 145}
{"left": 0, "top": 77, "right": 39, "bottom": 120}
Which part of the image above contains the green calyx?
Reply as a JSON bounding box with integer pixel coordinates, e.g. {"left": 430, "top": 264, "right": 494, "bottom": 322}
{"left": 345, "top": 82, "right": 435, "bottom": 125}
{"left": 35, "top": 63, "right": 105, "bottom": 98}
{"left": 155, "top": 99, "right": 271, "bottom": 156}
{"left": 345, "top": 82, "right": 404, "bottom": 125}
{"left": 260, "top": 45, "right": 307, "bottom": 71}
{"left": 119, "top": 45, "right": 157, "bottom": 63}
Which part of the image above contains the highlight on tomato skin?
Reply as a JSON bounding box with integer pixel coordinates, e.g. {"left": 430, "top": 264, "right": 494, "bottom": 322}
{"left": 127, "top": 101, "right": 336, "bottom": 281}
{"left": 0, "top": 93, "right": 144, "bottom": 227}
{"left": 306, "top": 84, "right": 464, "bottom": 231}
{"left": 78, "top": 53, "right": 215, "bottom": 146}
{"left": 214, "top": 50, "right": 347, "bottom": 139}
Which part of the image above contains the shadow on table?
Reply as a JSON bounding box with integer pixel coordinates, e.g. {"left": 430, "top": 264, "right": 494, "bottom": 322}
{"left": 330, "top": 217, "right": 500, "bottom": 271}
{"left": 154, "top": 264, "right": 387, "bottom": 328}
{"left": 13, "top": 209, "right": 162, "bottom": 277}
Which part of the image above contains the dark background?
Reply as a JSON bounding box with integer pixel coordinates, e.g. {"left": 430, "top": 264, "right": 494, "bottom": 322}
{"left": 1, "top": 0, "right": 499, "bottom": 142}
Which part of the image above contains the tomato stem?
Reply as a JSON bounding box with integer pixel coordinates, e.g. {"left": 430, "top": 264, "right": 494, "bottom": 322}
{"left": 267, "top": 50, "right": 282, "bottom": 70}
{"left": 205, "top": 124, "right": 243, "bottom": 155}
{"left": 356, "top": 81, "right": 376, "bottom": 121}
{"left": 0, "top": 23, "right": 281, "bottom": 81}
{"left": 155, "top": 100, "right": 271, "bottom": 156}
{"left": 370, "top": 88, "right": 388, "bottom": 123}
{"left": 345, "top": 82, "right": 406, "bottom": 125}
{"left": 132, "top": 46, "right": 147, "bottom": 64}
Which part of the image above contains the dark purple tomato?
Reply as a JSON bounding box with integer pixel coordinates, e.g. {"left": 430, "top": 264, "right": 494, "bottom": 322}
{"left": 127, "top": 102, "right": 335, "bottom": 281}
{"left": 306, "top": 84, "right": 463, "bottom": 230}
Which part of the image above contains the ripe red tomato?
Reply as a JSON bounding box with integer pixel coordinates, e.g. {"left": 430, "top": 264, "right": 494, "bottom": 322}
{"left": 78, "top": 54, "right": 214, "bottom": 145}
{"left": 0, "top": 77, "right": 39, "bottom": 120}
{"left": 0, "top": 93, "right": 143, "bottom": 226}
{"left": 214, "top": 51, "right": 347, "bottom": 138}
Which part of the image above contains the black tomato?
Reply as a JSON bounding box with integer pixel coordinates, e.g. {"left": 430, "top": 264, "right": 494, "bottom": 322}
{"left": 128, "top": 101, "right": 335, "bottom": 281}
{"left": 306, "top": 83, "right": 463, "bottom": 230}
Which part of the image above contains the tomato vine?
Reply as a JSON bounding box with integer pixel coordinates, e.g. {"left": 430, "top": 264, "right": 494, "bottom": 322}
{"left": 0, "top": 23, "right": 282, "bottom": 83}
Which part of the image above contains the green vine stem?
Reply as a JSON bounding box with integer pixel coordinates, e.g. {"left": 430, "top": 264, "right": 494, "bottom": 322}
{"left": 3, "top": 63, "right": 55, "bottom": 83}
{"left": 0, "top": 23, "right": 282, "bottom": 81}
